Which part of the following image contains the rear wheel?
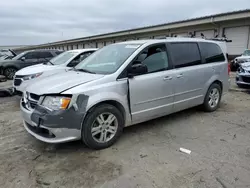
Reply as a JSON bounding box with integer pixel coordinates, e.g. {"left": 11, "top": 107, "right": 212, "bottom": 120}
{"left": 4, "top": 67, "right": 17, "bottom": 80}
{"left": 202, "top": 83, "right": 222, "bottom": 112}
{"left": 81, "top": 104, "right": 124, "bottom": 150}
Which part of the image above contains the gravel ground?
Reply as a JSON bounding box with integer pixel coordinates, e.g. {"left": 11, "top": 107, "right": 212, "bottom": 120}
{"left": 0, "top": 79, "right": 250, "bottom": 188}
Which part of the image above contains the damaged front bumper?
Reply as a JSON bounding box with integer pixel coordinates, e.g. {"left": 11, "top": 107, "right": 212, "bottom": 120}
{"left": 20, "top": 96, "right": 83, "bottom": 143}
{"left": 236, "top": 73, "right": 250, "bottom": 86}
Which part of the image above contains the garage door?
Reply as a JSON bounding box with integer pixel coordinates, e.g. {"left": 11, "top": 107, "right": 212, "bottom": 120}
{"left": 114, "top": 40, "right": 123, "bottom": 43}
{"left": 105, "top": 41, "right": 114, "bottom": 46}
{"left": 97, "top": 42, "right": 104, "bottom": 48}
{"left": 224, "top": 26, "right": 249, "bottom": 55}
{"left": 154, "top": 35, "right": 167, "bottom": 39}
{"left": 195, "top": 30, "right": 214, "bottom": 38}
{"left": 172, "top": 32, "right": 188, "bottom": 37}
{"left": 138, "top": 37, "right": 151, "bottom": 40}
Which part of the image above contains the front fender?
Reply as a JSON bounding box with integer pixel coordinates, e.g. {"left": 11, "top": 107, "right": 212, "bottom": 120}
{"left": 86, "top": 91, "right": 131, "bottom": 126}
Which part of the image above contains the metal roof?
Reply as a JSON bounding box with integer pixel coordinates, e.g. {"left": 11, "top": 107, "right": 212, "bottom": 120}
{"left": 15, "top": 9, "right": 250, "bottom": 50}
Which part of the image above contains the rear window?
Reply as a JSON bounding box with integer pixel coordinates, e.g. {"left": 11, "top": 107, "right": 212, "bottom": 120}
{"left": 199, "top": 42, "right": 225, "bottom": 63}
{"left": 169, "top": 42, "right": 201, "bottom": 68}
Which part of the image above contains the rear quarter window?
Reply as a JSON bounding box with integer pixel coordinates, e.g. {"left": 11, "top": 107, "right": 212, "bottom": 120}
{"left": 199, "top": 42, "right": 225, "bottom": 63}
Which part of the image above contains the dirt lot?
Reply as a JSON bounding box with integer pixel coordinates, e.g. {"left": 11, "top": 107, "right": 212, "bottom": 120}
{"left": 0, "top": 79, "right": 250, "bottom": 188}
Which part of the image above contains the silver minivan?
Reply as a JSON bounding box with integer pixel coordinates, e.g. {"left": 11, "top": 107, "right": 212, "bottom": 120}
{"left": 21, "top": 38, "right": 230, "bottom": 149}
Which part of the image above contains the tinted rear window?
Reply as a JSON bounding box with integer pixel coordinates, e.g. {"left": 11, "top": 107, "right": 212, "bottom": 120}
{"left": 199, "top": 42, "right": 225, "bottom": 63}
{"left": 169, "top": 42, "right": 201, "bottom": 68}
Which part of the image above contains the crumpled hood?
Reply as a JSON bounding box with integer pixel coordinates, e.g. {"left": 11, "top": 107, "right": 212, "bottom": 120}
{"left": 26, "top": 70, "right": 104, "bottom": 95}
{"left": 241, "top": 62, "right": 250, "bottom": 71}
{"left": 16, "top": 64, "right": 65, "bottom": 75}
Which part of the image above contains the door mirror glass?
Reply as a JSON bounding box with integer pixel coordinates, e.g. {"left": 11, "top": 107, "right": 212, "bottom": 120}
{"left": 21, "top": 57, "right": 26, "bottom": 61}
{"left": 128, "top": 61, "right": 148, "bottom": 77}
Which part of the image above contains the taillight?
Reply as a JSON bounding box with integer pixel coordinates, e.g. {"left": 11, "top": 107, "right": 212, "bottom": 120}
{"left": 228, "top": 63, "right": 231, "bottom": 75}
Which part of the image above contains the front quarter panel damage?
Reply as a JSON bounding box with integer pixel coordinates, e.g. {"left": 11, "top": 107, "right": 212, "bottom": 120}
{"left": 30, "top": 94, "right": 89, "bottom": 130}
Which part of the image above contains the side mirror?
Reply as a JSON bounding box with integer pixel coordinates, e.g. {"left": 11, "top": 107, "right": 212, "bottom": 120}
{"left": 128, "top": 61, "right": 148, "bottom": 77}
{"left": 21, "top": 57, "right": 26, "bottom": 61}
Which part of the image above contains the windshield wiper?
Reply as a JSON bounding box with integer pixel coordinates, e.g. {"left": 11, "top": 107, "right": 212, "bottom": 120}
{"left": 74, "top": 68, "right": 96, "bottom": 74}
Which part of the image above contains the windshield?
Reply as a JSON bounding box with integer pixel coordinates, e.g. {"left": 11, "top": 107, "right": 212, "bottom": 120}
{"left": 75, "top": 43, "right": 141, "bottom": 74}
{"left": 12, "top": 51, "right": 27, "bottom": 60}
{"left": 243, "top": 50, "right": 250, "bottom": 56}
{"left": 50, "top": 51, "right": 78, "bottom": 65}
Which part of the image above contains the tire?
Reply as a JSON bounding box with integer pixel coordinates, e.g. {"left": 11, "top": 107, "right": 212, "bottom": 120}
{"left": 4, "top": 67, "right": 17, "bottom": 80}
{"left": 81, "top": 104, "right": 124, "bottom": 150}
{"left": 202, "top": 83, "right": 222, "bottom": 112}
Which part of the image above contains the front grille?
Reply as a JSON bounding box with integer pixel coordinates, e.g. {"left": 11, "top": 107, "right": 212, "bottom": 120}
{"left": 29, "top": 101, "right": 37, "bottom": 109}
{"left": 30, "top": 93, "right": 40, "bottom": 101}
{"left": 14, "top": 79, "right": 22, "bottom": 86}
{"left": 242, "top": 76, "right": 250, "bottom": 83}
{"left": 22, "top": 92, "right": 40, "bottom": 110}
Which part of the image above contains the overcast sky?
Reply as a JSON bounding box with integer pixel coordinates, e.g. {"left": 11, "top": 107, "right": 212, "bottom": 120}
{"left": 0, "top": 0, "right": 249, "bottom": 46}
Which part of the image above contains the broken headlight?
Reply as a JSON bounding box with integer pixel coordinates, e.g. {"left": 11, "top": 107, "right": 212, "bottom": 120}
{"left": 41, "top": 96, "right": 71, "bottom": 110}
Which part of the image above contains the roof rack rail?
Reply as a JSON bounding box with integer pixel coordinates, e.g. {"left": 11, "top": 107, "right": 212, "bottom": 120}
{"left": 204, "top": 37, "right": 232, "bottom": 42}
{"left": 153, "top": 36, "right": 232, "bottom": 42}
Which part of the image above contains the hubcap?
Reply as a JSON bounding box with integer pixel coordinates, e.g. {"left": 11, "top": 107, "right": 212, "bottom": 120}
{"left": 208, "top": 88, "right": 220, "bottom": 108}
{"left": 6, "top": 68, "right": 16, "bottom": 79}
{"left": 91, "top": 113, "right": 118, "bottom": 143}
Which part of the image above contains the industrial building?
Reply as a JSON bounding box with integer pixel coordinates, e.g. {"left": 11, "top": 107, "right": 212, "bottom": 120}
{"left": 15, "top": 9, "right": 250, "bottom": 58}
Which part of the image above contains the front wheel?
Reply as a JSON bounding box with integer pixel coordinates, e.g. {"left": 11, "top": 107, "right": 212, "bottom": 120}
{"left": 4, "top": 67, "right": 17, "bottom": 80}
{"left": 81, "top": 104, "right": 124, "bottom": 150}
{"left": 202, "top": 83, "right": 222, "bottom": 112}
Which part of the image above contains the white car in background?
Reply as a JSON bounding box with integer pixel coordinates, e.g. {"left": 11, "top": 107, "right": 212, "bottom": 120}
{"left": 231, "top": 49, "right": 250, "bottom": 71}
{"left": 13, "top": 48, "right": 97, "bottom": 94}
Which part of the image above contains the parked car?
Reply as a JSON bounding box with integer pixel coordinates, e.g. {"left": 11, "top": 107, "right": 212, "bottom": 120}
{"left": 20, "top": 38, "right": 230, "bottom": 149}
{"left": 230, "top": 49, "right": 250, "bottom": 71}
{"left": 13, "top": 49, "right": 97, "bottom": 94}
{"left": 236, "top": 62, "right": 250, "bottom": 87}
{"left": 0, "top": 49, "right": 63, "bottom": 79}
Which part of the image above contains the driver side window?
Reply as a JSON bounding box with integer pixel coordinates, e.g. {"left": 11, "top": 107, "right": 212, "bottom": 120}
{"left": 135, "top": 44, "right": 169, "bottom": 73}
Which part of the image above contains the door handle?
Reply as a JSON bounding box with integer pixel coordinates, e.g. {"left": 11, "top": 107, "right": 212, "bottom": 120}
{"left": 176, "top": 74, "right": 183, "bottom": 78}
{"left": 163, "top": 76, "right": 173, "bottom": 81}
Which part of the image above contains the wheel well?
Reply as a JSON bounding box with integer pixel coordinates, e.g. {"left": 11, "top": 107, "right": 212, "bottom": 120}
{"left": 3, "top": 66, "right": 18, "bottom": 72}
{"left": 88, "top": 100, "right": 126, "bottom": 119}
{"left": 212, "top": 80, "right": 223, "bottom": 92}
